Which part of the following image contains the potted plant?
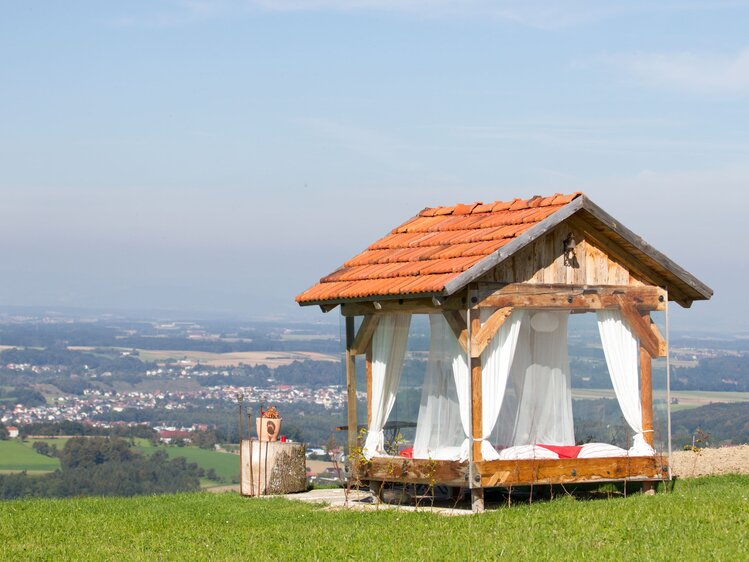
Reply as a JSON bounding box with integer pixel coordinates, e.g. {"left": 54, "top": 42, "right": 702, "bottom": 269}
{"left": 256, "top": 405, "right": 282, "bottom": 442}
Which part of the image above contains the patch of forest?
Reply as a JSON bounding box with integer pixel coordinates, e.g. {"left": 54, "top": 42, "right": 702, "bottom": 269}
{"left": 671, "top": 402, "right": 749, "bottom": 446}
{"left": 0, "top": 321, "right": 340, "bottom": 353}
{"left": 672, "top": 354, "right": 749, "bottom": 391}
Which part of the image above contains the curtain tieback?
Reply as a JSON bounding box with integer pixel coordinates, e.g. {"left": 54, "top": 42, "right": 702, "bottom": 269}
{"left": 641, "top": 429, "right": 654, "bottom": 433}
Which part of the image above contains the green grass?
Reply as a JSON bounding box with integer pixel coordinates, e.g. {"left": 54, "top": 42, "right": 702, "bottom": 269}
{"left": 133, "top": 442, "right": 239, "bottom": 483}
{"left": 24, "top": 437, "right": 72, "bottom": 448}
{"left": 0, "top": 476, "right": 747, "bottom": 560}
{"left": 0, "top": 439, "right": 237, "bottom": 485}
{"left": 0, "top": 441, "right": 59, "bottom": 472}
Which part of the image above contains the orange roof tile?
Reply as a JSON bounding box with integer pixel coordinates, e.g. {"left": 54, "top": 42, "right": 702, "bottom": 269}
{"left": 296, "top": 193, "right": 583, "bottom": 304}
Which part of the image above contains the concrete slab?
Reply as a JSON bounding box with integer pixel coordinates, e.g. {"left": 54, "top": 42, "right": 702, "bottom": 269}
{"left": 264, "top": 488, "right": 476, "bottom": 516}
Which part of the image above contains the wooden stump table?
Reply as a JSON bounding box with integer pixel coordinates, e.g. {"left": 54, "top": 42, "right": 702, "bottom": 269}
{"left": 240, "top": 440, "right": 306, "bottom": 496}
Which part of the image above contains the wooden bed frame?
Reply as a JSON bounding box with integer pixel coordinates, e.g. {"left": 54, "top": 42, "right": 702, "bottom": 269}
{"left": 359, "top": 454, "right": 668, "bottom": 489}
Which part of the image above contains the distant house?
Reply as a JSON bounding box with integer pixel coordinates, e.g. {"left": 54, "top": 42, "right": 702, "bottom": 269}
{"left": 7, "top": 426, "right": 19, "bottom": 439}
{"left": 158, "top": 429, "right": 191, "bottom": 444}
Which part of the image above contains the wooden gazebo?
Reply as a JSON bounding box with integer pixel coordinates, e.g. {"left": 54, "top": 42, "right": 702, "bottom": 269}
{"left": 296, "top": 193, "right": 712, "bottom": 511}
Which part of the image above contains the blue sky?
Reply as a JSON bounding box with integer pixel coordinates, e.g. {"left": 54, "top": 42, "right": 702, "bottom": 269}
{"left": 1, "top": 1, "right": 747, "bottom": 330}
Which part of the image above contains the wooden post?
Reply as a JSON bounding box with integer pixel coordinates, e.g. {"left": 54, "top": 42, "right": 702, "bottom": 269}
{"left": 345, "top": 317, "right": 358, "bottom": 462}
{"left": 469, "top": 302, "right": 485, "bottom": 513}
{"left": 366, "top": 342, "right": 373, "bottom": 426}
{"left": 640, "top": 346, "right": 654, "bottom": 447}
{"left": 470, "top": 312, "right": 483, "bottom": 465}
{"left": 640, "top": 345, "right": 656, "bottom": 495}
{"left": 471, "top": 488, "right": 485, "bottom": 514}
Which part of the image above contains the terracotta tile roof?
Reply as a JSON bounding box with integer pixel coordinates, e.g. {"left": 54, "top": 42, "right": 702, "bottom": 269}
{"left": 296, "top": 193, "right": 583, "bottom": 304}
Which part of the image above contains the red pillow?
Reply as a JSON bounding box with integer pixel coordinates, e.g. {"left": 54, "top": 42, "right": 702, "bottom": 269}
{"left": 537, "top": 444, "right": 582, "bottom": 459}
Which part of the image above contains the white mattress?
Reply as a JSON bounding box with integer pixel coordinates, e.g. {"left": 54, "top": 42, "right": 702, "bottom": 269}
{"left": 497, "top": 445, "right": 560, "bottom": 460}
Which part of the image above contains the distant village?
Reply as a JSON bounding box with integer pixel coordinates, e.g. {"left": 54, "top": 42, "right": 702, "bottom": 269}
{"left": 1, "top": 361, "right": 347, "bottom": 427}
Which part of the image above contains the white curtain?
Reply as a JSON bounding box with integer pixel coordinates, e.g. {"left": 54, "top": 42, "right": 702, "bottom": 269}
{"left": 597, "top": 310, "right": 655, "bottom": 456}
{"left": 512, "top": 311, "right": 575, "bottom": 446}
{"left": 479, "top": 309, "right": 525, "bottom": 461}
{"left": 411, "top": 313, "right": 471, "bottom": 461}
{"left": 413, "top": 315, "right": 465, "bottom": 460}
{"left": 362, "top": 313, "right": 411, "bottom": 459}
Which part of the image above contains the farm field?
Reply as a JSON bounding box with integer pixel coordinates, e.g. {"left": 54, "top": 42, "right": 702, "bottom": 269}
{"left": 0, "top": 476, "right": 746, "bottom": 560}
{"left": 572, "top": 388, "right": 749, "bottom": 410}
{"left": 0, "top": 440, "right": 59, "bottom": 473}
{"left": 68, "top": 346, "right": 338, "bottom": 367}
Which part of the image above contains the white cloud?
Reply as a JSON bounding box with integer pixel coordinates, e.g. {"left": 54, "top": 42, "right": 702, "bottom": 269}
{"left": 605, "top": 48, "right": 749, "bottom": 95}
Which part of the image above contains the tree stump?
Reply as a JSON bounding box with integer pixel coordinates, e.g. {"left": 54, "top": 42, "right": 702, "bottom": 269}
{"left": 240, "top": 440, "right": 306, "bottom": 496}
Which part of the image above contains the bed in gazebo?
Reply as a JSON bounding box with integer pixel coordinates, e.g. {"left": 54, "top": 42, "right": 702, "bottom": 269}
{"left": 296, "top": 193, "right": 711, "bottom": 512}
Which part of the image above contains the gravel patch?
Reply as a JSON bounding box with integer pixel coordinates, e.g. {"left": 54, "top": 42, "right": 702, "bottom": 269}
{"left": 671, "top": 444, "right": 749, "bottom": 479}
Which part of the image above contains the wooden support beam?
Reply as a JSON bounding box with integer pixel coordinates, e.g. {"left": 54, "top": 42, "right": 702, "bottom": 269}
{"left": 366, "top": 343, "right": 373, "bottom": 426}
{"left": 362, "top": 456, "right": 665, "bottom": 489}
{"left": 640, "top": 346, "right": 654, "bottom": 448}
{"left": 345, "top": 317, "right": 358, "bottom": 461}
{"left": 649, "top": 316, "right": 668, "bottom": 358}
{"left": 442, "top": 310, "right": 468, "bottom": 354}
{"left": 351, "top": 315, "right": 379, "bottom": 356}
{"left": 319, "top": 303, "right": 338, "bottom": 313}
{"left": 470, "top": 307, "right": 513, "bottom": 358}
{"left": 341, "top": 297, "right": 464, "bottom": 316}
{"left": 361, "top": 456, "right": 666, "bottom": 489}
{"left": 617, "top": 297, "right": 661, "bottom": 358}
{"left": 478, "top": 284, "right": 666, "bottom": 312}
{"left": 470, "top": 311, "right": 483, "bottom": 465}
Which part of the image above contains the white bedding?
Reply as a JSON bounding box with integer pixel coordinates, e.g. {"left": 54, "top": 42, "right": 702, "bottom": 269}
{"left": 577, "top": 443, "right": 628, "bottom": 458}
{"left": 495, "top": 443, "right": 654, "bottom": 460}
{"left": 497, "top": 445, "right": 560, "bottom": 460}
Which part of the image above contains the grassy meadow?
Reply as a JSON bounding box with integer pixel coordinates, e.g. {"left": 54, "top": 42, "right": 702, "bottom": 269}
{"left": 133, "top": 441, "right": 239, "bottom": 483}
{"left": 0, "top": 475, "right": 746, "bottom": 560}
{"left": 0, "top": 438, "right": 238, "bottom": 486}
{"left": 0, "top": 440, "right": 59, "bottom": 473}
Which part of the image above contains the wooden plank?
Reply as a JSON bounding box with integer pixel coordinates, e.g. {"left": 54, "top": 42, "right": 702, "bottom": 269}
{"left": 640, "top": 346, "right": 655, "bottom": 448}
{"left": 443, "top": 196, "right": 587, "bottom": 295}
{"left": 366, "top": 343, "right": 373, "bottom": 426}
{"left": 649, "top": 316, "right": 668, "bottom": 357}
{"left": 476, "top": 456, "right": 665, "bottom": 488}
{"left": 577, "top": 197, "right": 713, "bottom": 303}
{"left": 351, "top": 315, "right": 379, "bottom": 356}
{"left": 362, "top": 457, "right": 468, "bottom": 487}
{"left": 345, "top": 317, "right": 358, "bottom": 459}
{"left": 340, "top": 296, "right": 465, "bottom": 316}
{"left": 617, "top": 297, "right": 661, "bottom": 358}
{"left": 442, "top": 310, "right": 469, "bottom": 354}
{"left": 470, "top": 310, "right": 483, "bottom": 463}
{"left": 470, "top": 307, "right": 513, "bottom": 358}
{"left": 569, "top": 215, "right": 663, "bottom": 285}
{"left": 478, "top": 284, "right": 666, "bottom": 312}
{"left": 567, "top": 215, "right": 694, "bottom": 307}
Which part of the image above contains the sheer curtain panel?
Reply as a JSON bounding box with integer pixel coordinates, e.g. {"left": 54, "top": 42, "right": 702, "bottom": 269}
{"left": 362, "top": 313, "right": 411, "bottom": 459}
{"left": 413, "top": 315, "right": 465, "bottom": 460}
{"left": 597, "top": 310, "right": 655, "bottom": 456}
{"left": 479, "top": 310, "right": 525, "bottom": 461}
